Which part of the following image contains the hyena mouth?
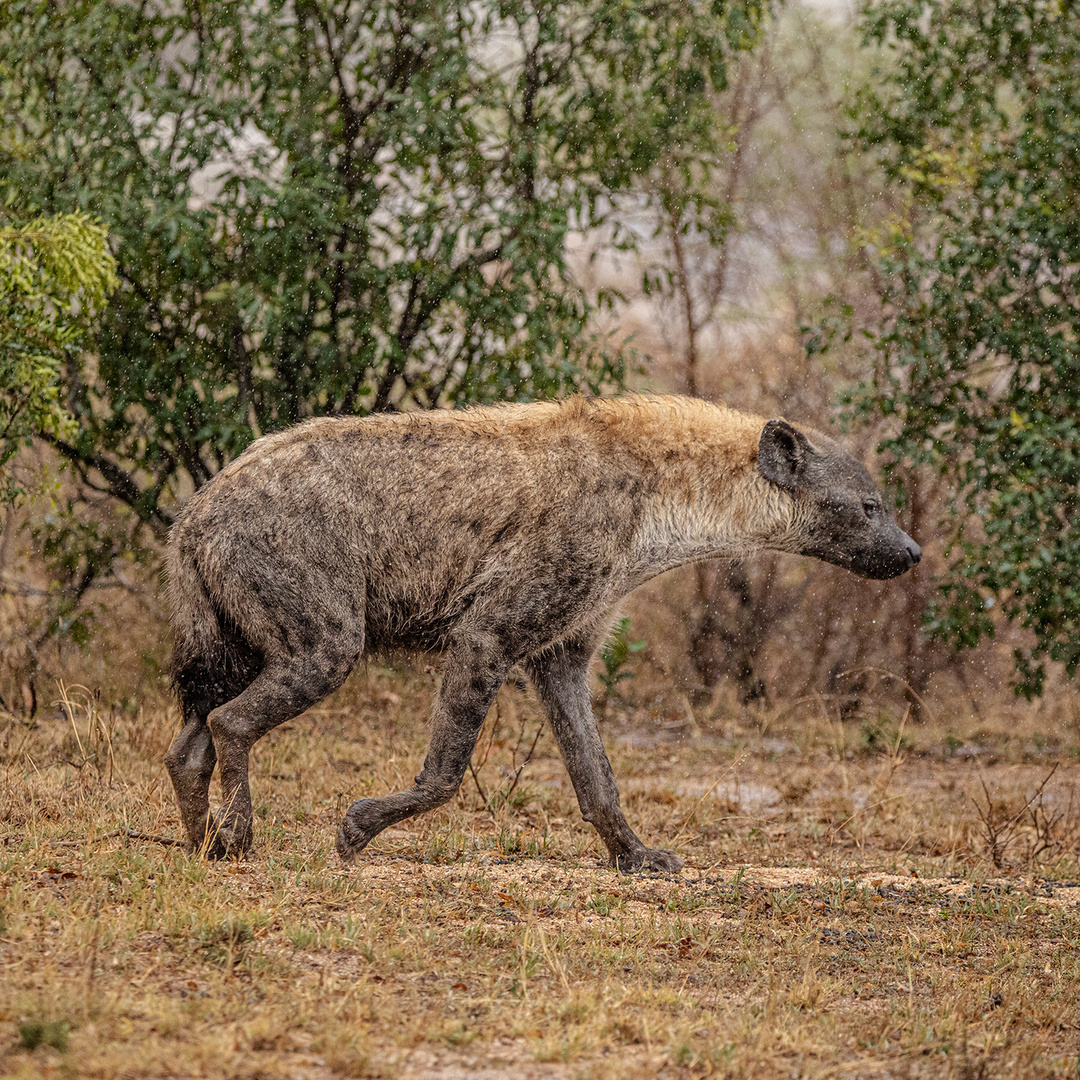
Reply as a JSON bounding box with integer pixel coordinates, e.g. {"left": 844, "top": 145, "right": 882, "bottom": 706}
{"left": 854, "top": 539, "right": 922, "bottom": 580}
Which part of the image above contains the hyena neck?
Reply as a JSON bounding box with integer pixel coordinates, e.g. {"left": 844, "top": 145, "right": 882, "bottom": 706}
{"left": 630, "top": 470, "right": 788, "bottom": 581}
{"left": 605, "top": 400, "right": 797, "bottom": 582}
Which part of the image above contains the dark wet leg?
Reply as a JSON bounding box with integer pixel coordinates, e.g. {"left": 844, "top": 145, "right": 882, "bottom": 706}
{"left": 526, "top": 637, "right": 682, "bottom": 873}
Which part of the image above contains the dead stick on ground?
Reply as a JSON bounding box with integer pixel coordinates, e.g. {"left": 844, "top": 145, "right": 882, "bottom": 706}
{"left": 50, "top": 829, "right": 184, "bottom": 849}
{"left": 503, "top": 720, "right": 544, "bottom": 803}
{"left": 468, "top": 761, "right": 497, "bottom": 821}
{"left": 468, "top": 702, "right": 503, "bottom": 819}
{"left": 478, "top": 700, "right": 502, "bottom": 769}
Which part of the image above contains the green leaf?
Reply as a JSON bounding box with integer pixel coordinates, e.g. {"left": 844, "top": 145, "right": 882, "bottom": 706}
{"left": 832, "top": 0, "right": 1080, "bottom": 696}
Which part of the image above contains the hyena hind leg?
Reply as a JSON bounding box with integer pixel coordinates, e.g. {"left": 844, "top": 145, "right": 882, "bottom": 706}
{"left": 205, "top": 635, "right": 363, "bottom": 858}
{"left": 165, "top": 714, "right": 220, "bottom": 854}
{"left": 168, "top": 622, "right": 263, "bottom": 854}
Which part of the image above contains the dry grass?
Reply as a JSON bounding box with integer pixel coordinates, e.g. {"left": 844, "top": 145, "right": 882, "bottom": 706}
{"left": 2, "top": 663, "right": 1079, "bottom": 1079}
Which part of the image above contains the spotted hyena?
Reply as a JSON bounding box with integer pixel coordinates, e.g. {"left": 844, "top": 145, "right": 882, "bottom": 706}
{"left": 165, "top": 396, "right": 920, "bottom": 870}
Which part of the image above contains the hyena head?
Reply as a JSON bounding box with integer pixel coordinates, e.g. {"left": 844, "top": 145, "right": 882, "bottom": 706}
{"left": 757, "top": 419, "right": 921, "bottom": 580}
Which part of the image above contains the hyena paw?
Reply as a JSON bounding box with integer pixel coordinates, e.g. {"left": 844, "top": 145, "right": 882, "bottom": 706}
{"left": 336, "top": 823, "right": 370, "bottom": 865}
{"left": 336, "top": 800, "right": 384, "bottom": 864}
{"left": 614, "top": 846, "right": 683, "bottom": 874}
{"left": 200, "top": 822, "right": 251, "bottom": 860}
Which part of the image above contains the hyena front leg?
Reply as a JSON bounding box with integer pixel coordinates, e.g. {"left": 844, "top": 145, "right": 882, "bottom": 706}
{"left": 337, "top": 627, "right": 510, "bottom": 863}
{"left": 525, "top": 637, "right": 683, "bottom": 874}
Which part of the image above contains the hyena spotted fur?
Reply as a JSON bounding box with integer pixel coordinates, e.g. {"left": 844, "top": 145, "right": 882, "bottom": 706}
{"left": 166, "top": 395, "right": 920, "bottom": 871}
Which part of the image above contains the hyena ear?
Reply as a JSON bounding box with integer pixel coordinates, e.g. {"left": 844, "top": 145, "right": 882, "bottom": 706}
{"left": 758, "top": 419, "right": 814, "bottom": 490}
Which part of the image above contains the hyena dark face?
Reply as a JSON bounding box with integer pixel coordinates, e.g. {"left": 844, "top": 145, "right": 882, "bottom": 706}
{"left": 758, "top": 419, "right": 921, "bottom": 580}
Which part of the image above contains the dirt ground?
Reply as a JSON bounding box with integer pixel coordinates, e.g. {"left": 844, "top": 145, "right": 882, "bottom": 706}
{"left": 1, "top": 667, "right": 1079, "bottom": 1078}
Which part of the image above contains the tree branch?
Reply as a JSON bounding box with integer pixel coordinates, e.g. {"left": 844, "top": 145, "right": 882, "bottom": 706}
{"left": 46, "top": 437, "right": 173, "bottom": 535}
{"left": 373, "top": 242, "right": 508, "bottom": 411}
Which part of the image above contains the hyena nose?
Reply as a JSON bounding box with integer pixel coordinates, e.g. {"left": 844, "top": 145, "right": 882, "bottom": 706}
{"left": 905, "top": 538, "right": 922, "bottom": 566}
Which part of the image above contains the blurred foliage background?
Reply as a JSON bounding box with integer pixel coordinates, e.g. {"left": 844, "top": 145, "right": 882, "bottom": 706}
{"left": 0, "top": 0, "right": 1077, "bottom": 728}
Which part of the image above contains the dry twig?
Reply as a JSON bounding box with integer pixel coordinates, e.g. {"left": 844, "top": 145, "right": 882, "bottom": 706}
{"left": 50, "top": 829, "right": 184, "bottom": 849}
{"left": 970, "top": 763, "right": 1059, "bottom": 869}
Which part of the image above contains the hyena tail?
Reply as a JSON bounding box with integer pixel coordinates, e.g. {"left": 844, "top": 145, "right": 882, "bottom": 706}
{"left": 167, "top": 539, "right": 262, "bottom": 724}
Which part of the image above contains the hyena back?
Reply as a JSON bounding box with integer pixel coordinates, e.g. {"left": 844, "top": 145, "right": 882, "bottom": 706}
{"left": 166, "top": 395, "right": 920, "bottom": 869}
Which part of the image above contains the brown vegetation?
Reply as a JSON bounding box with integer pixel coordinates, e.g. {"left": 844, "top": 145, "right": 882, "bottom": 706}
{"left": 1, "top": 662, "right": 1078, "bottom": 1078}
